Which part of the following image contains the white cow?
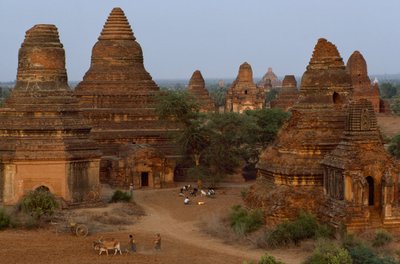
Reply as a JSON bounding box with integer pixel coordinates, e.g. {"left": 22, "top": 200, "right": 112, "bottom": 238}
{"left": 93, "top": 238, "right": 122, "bottom": 256}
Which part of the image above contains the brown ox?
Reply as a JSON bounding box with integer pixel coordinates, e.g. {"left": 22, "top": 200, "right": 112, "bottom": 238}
{"left": 93, "top": 238, "right": 122, "bottom": 256}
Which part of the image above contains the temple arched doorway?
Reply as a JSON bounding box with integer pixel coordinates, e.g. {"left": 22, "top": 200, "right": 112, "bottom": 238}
{"left": 36, "top": 185, "right": 50, "bottom": 192}
{"left": 141, "top": 172, "right": 149, "bottom": 187}
{"left": 366, "top": 176, "right": 374, "bottom": 206}
{"left": 333, "top": 92, "right": 342, "bottom": 105}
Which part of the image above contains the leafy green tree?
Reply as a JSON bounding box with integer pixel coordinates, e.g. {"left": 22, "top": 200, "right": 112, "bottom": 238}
{"left": 303, "top": 240, "right": 352, "bottom": 264}
{"left": 390, "top": 96, "right": 400, "bottom": 115}
{"left": 209, "top": 86, "right": 227, "bottom": 107}
{"left": 380, "top": 83, "right": 399, "bottom": 99}
{"left": 204, "top": 112, "right": 258, "bottom": 181}
{"left": 266, "top": 88, "right": 279, "bottom": 103}
{"left": 155, "top": 90, "right": 211, "bottom": 182}
{"left": 155, "top": 90, "right": 289, "bottom": 183}
{"left": 155, "top": 89, "right": 200, "bottom": 126}
{"left": 19, "top": 189, "right": 59, "bottom": 220}
{"left": 245, "top": 108, "right": 290, "bottom": 148}
{"left": 388, "top": 134, "right": 400, "bottom": 159}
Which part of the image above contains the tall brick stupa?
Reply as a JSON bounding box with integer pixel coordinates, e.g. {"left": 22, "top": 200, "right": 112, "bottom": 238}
{"left": 0, "top": 24, "right": 101, "bottom": 205}
{"left": 75, "top": 8, "right": 175, "bottom": 188}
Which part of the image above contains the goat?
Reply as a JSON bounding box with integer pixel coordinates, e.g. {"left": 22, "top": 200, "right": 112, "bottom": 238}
{"left": 182, "top": 184, "right": 191, "bottom": 191}
{"left": 93, "top": 238, "right": 122, "bottom": 256}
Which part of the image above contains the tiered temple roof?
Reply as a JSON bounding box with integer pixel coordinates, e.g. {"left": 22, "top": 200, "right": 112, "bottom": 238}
{"left": 257, "top": 38, "right": 353, "bottom": 186}
{"left": 0, "top": 24, "right": 101, "bottom": 204}
{"left": 270, "top": 75, "right": 299, "bottom": 111}
{"left": 75, "top": 8, "right": 173, "bottom": 156}
{"left": 225, "top": 62, "right": 266, "bottom": 113}
{"left": 187, "top": 70, "right": 215, "bottom": 112}
{"left": 258, "top": 67, "right": 281, "bottom": 89}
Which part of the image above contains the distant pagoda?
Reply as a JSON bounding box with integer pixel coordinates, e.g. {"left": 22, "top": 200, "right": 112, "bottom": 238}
{"left": 187, "top": 70, "right": 215, "bottom": 112}
{"left": 225, "top": 62, "right": 266, "bottom": 113}
{"left": 270, "top": 75, "right": 299, "bottom": 111}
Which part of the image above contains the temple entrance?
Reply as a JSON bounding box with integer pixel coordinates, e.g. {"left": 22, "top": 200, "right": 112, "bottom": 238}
{"left": 36, "top": 185, "right": 50, "bottom": 192}
{"left": 141, "top": 172, "right": 149, "bottom": 187}
{"left": 333, "top": 92, "right": 342, "bottom": 105}
{"left": 366, "top": 176, "right": 374, "bottom": 206}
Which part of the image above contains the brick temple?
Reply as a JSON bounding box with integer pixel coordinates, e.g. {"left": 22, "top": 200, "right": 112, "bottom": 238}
{"left": 225, "top": 62, "right": 266, "bottom": 113}
{"left": 258, "top": 67, "right": 281, "bottom": 89}
{"left": 75, "top": 8, "right": 175, "bottom": 189}
{"left": 248, "top": 38, "right": 400, "bottom": 230}
{"left": 270, "top": 75, "right": 299, "bottom": 111}
{"left": 321, "top": 99, "right": 400, "bottom": 230}
{"left": 187, "top": 70, "right": 215, "bottom": 112}
{"left": 0, "top": 25, "right": 101, "bottom": 205}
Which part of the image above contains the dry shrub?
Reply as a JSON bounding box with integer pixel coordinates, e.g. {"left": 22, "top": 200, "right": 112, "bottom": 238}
{"left": 111, "top": 203, "right": 145, "bottom": 217}
{"left": 199, "top": 212, "right": 267, "bottom": 247}
{"left": 89, "top": 212, "right": 131, "bottom": 225}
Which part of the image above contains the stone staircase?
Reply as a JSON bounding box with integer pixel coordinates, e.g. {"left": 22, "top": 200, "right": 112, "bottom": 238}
{"left": 368, "top": 209, "right": 383, "bottom": 229}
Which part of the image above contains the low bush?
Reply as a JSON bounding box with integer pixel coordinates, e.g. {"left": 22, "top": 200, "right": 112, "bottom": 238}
{"left": 303, "top": 240, "right": 352, "bottom": 264}
{"left": 0, "top": 208, "right": 11, "bottom": 230}
{"left": 243, "top": 253, "right": 284, "bottom": 264}
{"left": 372, "top": 229, "right": 392, "bottom": 247}
{"left": 229, "top": 205, "right": 264, "bottom": 235}
{"left": 265, "top": 211, "right": 330, "bottom": 248}
{"left": 110, "top": 190, "right": 132, "bottom": 203}
{"left": 342, "top": 234, "right": 397, "bottom": 264}
{"left": 19, "top": 189, "right": 59, "bottom": 220}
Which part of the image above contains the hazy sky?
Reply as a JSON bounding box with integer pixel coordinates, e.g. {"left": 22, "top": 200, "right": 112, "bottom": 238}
{"left": 1, "top": 0, "right": 399, "bottom": 81}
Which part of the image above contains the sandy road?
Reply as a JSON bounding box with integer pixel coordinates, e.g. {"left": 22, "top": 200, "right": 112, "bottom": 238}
{"left": 133, "top": 186, "right": 307, "bottom": 264}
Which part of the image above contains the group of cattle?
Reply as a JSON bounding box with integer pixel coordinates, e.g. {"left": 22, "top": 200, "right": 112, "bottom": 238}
{"left": 179, "top": 184, "right": 216, "bottom": 197}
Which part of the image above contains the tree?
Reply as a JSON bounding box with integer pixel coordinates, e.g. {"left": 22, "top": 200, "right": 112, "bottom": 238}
{"left": 266, "top": 88, "right": 279, "bottom": 103}
{"left": 245, "top": 108, "right": 290, "bottom": 148}
{"left": 388, "top": 134, "right": 400, "bottom": 159}
{"left": 155, "top": 89, "right": 200, "bottom": 126}
{"left": 380, "top": 83, "right": 399, "bottom": 99}
{"left": 19, "top": 188, "right": 59, "bottom": 220}
{"left": 155, "top": 90, "right": 211, "bottom": 181}
{"left": 391, "top": 96, "right": 400, "bottom": 115}
{"left": 155, "top": 90, "right": 289, "bottom": 184}
{"left": 204, "top": 112, "right": 259, "bottom": 181}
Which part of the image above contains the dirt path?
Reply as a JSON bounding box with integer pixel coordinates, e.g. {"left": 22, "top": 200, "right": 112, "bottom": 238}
{"left": 0, "top": 184, "right": 309, "bottom": 264}
{"left": 133, "top": 186, "right": 308, "bottom": 264}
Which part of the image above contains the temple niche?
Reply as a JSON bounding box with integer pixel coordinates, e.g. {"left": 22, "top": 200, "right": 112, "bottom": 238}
{"left": 225, "top": 62, "right": 266, "bottom": 113}
{"left": 258, "top": 67, "right": 281, "bottom": 89}
{"left": 74, "top": 8, "right": 175, "bottom": 189}
{"left": 346, "top": 51, "right": 381, "bottom": 113}
{"left": 187, "top": 70, "right": 215, "bottom": 112}
{"left": 321, "top": 99, "right": 400, "bottom": 230}
{"left": 270, "top": 75, "right": 299, "bottom": 111}
{"left": 0, "top": 25, "right": 101, "bottom": 205}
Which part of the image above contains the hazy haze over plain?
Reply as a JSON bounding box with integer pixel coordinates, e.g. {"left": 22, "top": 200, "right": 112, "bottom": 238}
{"left": 0, "top": 0, "right": 399, "bottom": 81}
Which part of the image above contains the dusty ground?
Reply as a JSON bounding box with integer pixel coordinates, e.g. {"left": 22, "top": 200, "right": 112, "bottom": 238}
{"left": 0, "top": 183, "right": 309, "bottom": 264}
{"left": 377, "top": 114, "right": 400, "bottom": 138}
{"left": 0, "top": 115, "right": 398, "bottom": 264}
